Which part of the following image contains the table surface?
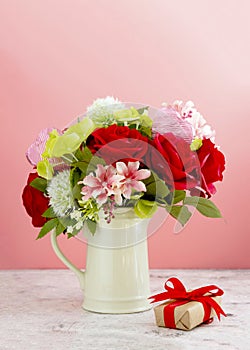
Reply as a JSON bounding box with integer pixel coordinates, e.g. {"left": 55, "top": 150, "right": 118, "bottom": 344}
{"left": 0, "top": 269, "right": 249, "bottom": 350}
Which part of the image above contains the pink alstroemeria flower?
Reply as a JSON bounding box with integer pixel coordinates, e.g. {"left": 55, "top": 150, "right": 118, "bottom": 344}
{"left": 80, "top": 164, "right": 124, "bottom": 206}
{"left": 116, "top": 161, "right": 151, "bottom": 199}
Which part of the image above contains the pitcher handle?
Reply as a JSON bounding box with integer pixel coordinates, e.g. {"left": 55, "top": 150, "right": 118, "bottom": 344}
{"left": 51, "top": 230, "right": 85, "bottom": 290}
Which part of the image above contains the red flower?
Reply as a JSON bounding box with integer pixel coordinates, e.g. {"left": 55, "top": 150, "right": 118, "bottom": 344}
{"left": 196, "top": 138, "right": 225, "bottom": 197}
{"left": 144, "top": 133, "right": 199, "bottom": 190}
{"left": 22, "top": 173, "right": 49, "bottom": 227}
{"left": 87, "top": 124, "right": 149, "bottom": 164}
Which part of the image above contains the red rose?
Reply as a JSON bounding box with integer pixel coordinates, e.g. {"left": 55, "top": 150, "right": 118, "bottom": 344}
{"left": 87, "top": 124, "right": 149, "bottom": 164}
{"left": 196, "top": 138, "right": 225, "bottom": 197}
{"left": 22, "top": 172, "right": 49, "bottom": 227}
{"left": 144, "top": 133, "right": 199, "bottom": 190}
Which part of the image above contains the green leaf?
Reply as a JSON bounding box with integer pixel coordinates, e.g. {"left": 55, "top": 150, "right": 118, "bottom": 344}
{"left": 72, "top": 161, "right": 89, "bottom": 174}
{"left": 71, "top": 147, "right": 103, "bottom": 177}
{"left": 74, "top": 148, "right": 85, "bottom": 161}
{"left": 72, "top": 184, "right": 82, "bottom": 200}
{"left": 42, "top": 207, "right": 56, "bottom": 218}
{"left": 184, "top": 196, "right": 222, "bottom": 218}
{"left": 143, "top": 172, "right": 169, "bottom": 199}
{"left": 87, "top": 156, "right": 106, "bottom": 174}
{"left": 134, "top": 199, "right": 158, "bottom": 218}
{"left": 70, "top": 167, "right": 82, "bottom": 187}
{"left": 82, "top": 146, "right": 93, "bottom": 162}
{"left": 170, "top": 205, "right": 192, "bottom": 226}
{"left": 36, "top": 218, "right": 58, "bottom": 239}
{"left": 87, "top": 219, "right": 97, "bottom": 235}
{"left": 30, "top": 177, "right": 47, "bottom": 192}
{"left": 55, "top": 221, "right": 66, "bottom": 236}
{"left": 173, "top": 190, "right": 186, "bottom": 204}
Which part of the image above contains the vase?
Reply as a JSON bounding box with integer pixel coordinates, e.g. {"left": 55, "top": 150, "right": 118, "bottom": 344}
{"left": 51, "top": 208, "right": 152, "bottom": 314}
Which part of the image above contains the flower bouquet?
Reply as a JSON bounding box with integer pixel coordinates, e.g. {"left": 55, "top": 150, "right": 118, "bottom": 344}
{"left": 22, "top": 97, "right": 225, "bottom": 239}
{"left": 22, "top": 97, "right": 225, "bottom": 313}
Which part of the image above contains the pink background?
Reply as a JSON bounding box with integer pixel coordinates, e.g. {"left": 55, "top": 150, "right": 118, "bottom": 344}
{"left": 1, "top": 0, "right": 249, "bottom": 269}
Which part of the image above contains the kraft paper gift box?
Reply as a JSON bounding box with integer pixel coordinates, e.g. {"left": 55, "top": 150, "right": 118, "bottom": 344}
{"left": 153, "top": 296, "right": 222, "bottom": 331}
{"left": 150, "top": 277, "right": 226, "bottom": 331}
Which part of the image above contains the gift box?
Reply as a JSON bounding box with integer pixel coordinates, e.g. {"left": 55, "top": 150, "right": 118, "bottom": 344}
{"left": 150, "top": 277, "right": 226, "bottom": 331}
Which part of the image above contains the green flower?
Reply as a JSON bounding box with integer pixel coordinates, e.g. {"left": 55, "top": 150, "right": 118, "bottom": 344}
{"left": 114, "top": 107, "right": 140, "bottom": 123}
{"left": 42, "top": 129, "right": 60, "bottom": 158}
{"left": 37, "top": 159, "right": 54, "bottom": 180}
{"left": 43, "top": 118, "right": 95, "bottom": 158}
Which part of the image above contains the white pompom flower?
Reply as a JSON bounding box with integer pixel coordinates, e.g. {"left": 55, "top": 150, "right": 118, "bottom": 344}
{"left": 86, "top": 96, "right": 125, "bottom": 124}
{"left": 47, "top": 169, "right": 75, "bottom": 217}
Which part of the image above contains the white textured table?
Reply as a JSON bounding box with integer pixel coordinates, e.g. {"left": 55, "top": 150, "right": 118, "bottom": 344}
{"left": 0, "top": 270, "right": 249, "bottom": 350}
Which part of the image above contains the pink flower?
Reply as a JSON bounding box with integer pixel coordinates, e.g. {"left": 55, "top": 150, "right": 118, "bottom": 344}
{"left": 116, "top": 161, "right": 151, "bottom": 199}
{"left": 80, "top": 164, "right": 124, "bottom": 205}
{"left": 154, "top": 105, "right": 193, "bottom": 143}
{"left": 26, "top": 128, "right": 62, "bottom": 166}
{"left": 79, "top": 161, "right": 151, "bottom": 207}
{"left": 170, "top": 100, "right": 215, "bottom": 141}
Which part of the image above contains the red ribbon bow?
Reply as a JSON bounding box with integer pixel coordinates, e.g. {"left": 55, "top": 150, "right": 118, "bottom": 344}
{"left": 149, "top": 277, "right": 226, "bottom": 329}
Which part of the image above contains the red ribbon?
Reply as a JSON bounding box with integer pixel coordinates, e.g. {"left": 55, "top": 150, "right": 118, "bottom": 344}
{"left": 149, "top": 277, "right": 226, "bottom": 329}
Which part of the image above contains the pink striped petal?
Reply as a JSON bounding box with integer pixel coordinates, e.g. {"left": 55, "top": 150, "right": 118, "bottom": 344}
{"left": 134, "top": 169, "right": 151, "bottom": 180}
{"left": 83, "top": 174, "right": 101, "bottom": 187}
{"left": 129, "top": 180, "right": 146, "bottom": 192}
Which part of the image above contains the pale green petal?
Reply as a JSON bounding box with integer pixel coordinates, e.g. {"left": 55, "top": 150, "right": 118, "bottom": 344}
{"left": 64, "top": 118, "right": 95, "bottom": 140}
{"left": 52, "top": 133, "right": 82, "bottom": 157}
{"left": 49, "top": 118, "right": 95, "bottom": 157}
{"left": 42, "top": 130, "right": 59, "bottom": 158}
{"left": 139, "top": 113, "right": 153, "bottom": 128}
{"left": 114, "top": 107, "right": 140, "bottom": 122}
{"left": 190, "top": 138, "right": 203, "bottom": 151}
{"left": 37, "top": 159, "right": 54, "bottom": 180}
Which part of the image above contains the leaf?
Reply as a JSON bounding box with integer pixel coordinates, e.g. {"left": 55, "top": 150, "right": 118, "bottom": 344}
{"left": 82, "top": 146, "right": 93, "bottom": 162}
{"left": 87, "top": 156, "right": 106, "bottom": 174}
{"left": 42, "top": 207, "right": 56, "bottom": 218}
{"left": 143, "top": 172, "right": 169, "bottom": 199}
{"left": 134, "top": 199, "right": 158, "bottom": 218}
{"left": 87, "top": 219, "right": 97, "bottom": 235}
{"left": 173, "top": 190, "right": 186, "bottom": 204}
{"left": 184, "top": 196, "right": 222, "bottom": 218}
{"left": 30, "top": 177, "right": 47, "bottom": 192}
{"left": 71, "top": 147, "right": 105, "bottom": 177}
{"left": 74, "top": 148, "right": 85, "bottom": 161}
{"left": 70, "top": 167, "right": 82, "bottom": 188}
{"left": 72, "top": 184, "right": 82, "bottom": 200}
{"left": 72, "top": 161, "right": 89, "bottom": 174}
{"left": 36, "top": 218, "right": 58, "bottom": 239}
{"left": 55, "top": 221, "right": 66, "bottom": 236}
{"left": 170, "top": 205, "right": 192, "bottom": 226}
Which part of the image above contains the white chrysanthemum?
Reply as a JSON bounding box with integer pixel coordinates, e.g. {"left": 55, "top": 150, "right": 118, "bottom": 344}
{"left": 86, "top": 96, "right": 125, "bottom": 123}
{"left": 47, "top": 170, "right": 75, "bottom": 217}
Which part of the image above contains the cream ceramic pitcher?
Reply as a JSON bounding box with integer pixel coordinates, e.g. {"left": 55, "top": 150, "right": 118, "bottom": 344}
{"left": 51, "top": 208, "right": 152, "bottom": 313}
